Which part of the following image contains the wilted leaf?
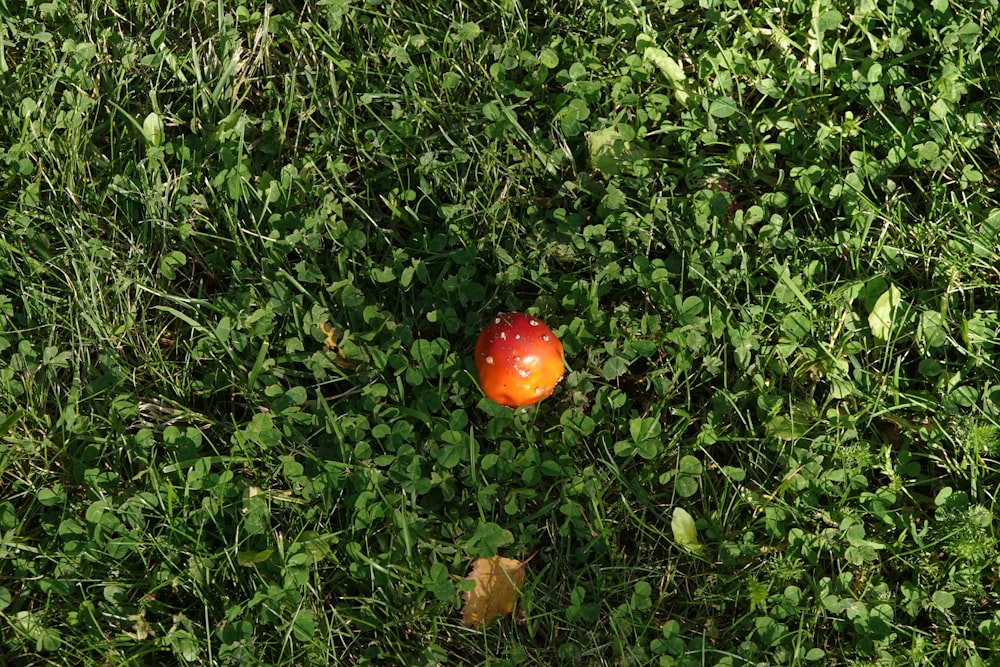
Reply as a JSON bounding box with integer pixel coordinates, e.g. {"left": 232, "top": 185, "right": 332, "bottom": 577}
{"left": 586, "top": 126, "right": 651, "bottom": 176}
{"left": 643, "top": 47, "right": 690, "bottom": 105}
{"left": 671, "top": 507, "right": 702, "bottom": 553}
{"left": 461, "top": 556, "right": 526, "bottom": 628}
{"left": 868, "top": 283, "right": 903, "bottom": 341}
{"left": 142, "top": 111, "right": 165, "bottom": 147}
{"left": 643, "top": 47, "right": 686, "bottom": 84}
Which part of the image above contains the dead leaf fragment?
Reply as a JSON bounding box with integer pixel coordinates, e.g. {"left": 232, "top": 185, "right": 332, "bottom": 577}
{"left": 317, "top": 322, "right": 359, "bottom": 369}
{"left": 461, "top": 556, "right": 525, "bottom": 628}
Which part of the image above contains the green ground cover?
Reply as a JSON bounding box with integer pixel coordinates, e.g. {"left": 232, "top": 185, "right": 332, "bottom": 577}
{"left": 2, "top": 0, "right": 1000, "bottom": 664}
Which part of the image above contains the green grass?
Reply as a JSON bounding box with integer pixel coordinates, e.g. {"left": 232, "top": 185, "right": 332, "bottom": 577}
{"left": 2, "top": 0, "right": 1000, "bottom": 664}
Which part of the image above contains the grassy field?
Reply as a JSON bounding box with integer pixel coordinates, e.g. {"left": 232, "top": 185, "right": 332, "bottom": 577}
{"left": 2, "top": 0, "right": 1000, "bottom": 664}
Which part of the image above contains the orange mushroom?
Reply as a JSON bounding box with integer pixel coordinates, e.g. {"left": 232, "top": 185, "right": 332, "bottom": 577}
{"left": 474, "top": 312, "right": 564, "bottom": 407}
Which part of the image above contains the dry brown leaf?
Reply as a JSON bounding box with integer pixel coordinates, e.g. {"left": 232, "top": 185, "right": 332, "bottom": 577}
{"left": 317, "top": 322, "right": 359, "bottom": 369}
{"left": 461, "top": 556, "right": 526, "bottom": 628}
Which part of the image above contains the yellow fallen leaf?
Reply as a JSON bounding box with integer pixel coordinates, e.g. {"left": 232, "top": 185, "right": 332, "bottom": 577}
{"left": 461, "top": 556, "right": 526, "bottom": 628}
{"left": 317, "top": 322, "right": 359, "bottom": 369}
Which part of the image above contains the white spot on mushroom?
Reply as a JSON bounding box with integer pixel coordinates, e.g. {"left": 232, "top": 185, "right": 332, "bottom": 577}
{"left": 529, "top": 319, "right": 538, "bottom": 326}
{"left": 518, "top": 369, "right": 530, "bottom": 378}
{"left": 542, "top": 335, "right": 550, "bottom": 341}
{"left": 494, "top": 317, "right": 501, "bottom": 324}
{"left": 514, "top": 334, "right": 521, "bottom": 340}
{"left": 499, "top": 331, "right": 506, "bottom": 340}
{"left": 485, "top": 356, "right": 494, "bottom": 365}
{"left": 534, "top": 387, "right": 543, "bottom": 395}
{"left": 513, "top": 356, "right": 520, "bottom": 362}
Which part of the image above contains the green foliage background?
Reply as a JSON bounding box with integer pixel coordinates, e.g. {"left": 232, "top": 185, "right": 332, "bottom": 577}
{"left": 1, "top": 0, "right": 999, "bottom": 664}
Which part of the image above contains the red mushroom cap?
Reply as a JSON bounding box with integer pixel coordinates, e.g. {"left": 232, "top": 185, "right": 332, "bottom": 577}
{"left": 474, "top": 312, "right": 564, "bottom": 407}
